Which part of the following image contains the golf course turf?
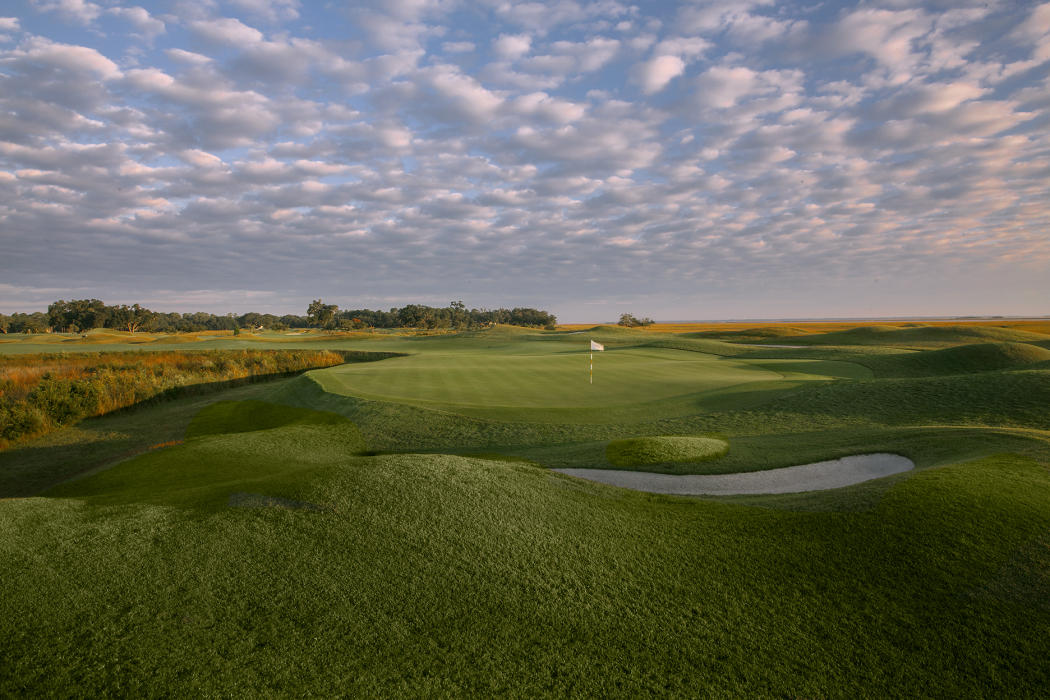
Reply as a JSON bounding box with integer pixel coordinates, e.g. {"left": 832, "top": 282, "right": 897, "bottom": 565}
{"left": 1, "top": 322, "right": 1049, "bottom": 696}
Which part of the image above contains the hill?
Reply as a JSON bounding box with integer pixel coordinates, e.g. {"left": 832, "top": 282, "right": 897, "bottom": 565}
{"left": 775, "top": 324, "right": 1050, "bottom": 348}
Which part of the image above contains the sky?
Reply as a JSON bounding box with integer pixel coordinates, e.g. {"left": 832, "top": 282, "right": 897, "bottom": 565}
{"left": 1, "top": 0, "right": 1049, "bottom": 322}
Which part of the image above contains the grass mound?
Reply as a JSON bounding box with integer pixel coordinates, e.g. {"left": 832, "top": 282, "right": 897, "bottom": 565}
{"left": 680, "top": 327, "right": 808, "bottom": 340}
{"left": 635, "top": 337, "right": 748, "bottom": 356}
{"left": 49, "top": 402, "right": 365, "bottom": 509}
{"left": 187, "top": 400, "right": 352, "bottom": 438}
{"left": 606, "top": 435, "right": 728, "bottom": 466}
{"left": 62, "top": 333, "right": 148, "bottom": 344}
{"left": 149, "top": 334, "right": 202, "bottom": 343}
{"left": 766, "top": 369, "right": 1050, "bottom": 429}
{"left": 867, "top": 342, "right": 1050, "bottom": 377}
{"left": 789, "top": 325, "right": 1050, "bottom": 348}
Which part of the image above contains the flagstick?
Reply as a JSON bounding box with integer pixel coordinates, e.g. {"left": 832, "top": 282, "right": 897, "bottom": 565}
{"left": 590, "top": 352, "right": 593, "bottom": 384}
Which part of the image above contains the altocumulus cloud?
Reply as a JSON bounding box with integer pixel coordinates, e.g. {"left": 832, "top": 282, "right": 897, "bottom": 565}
{"left": 1, "top": 0, "right": 1049, "bottom": 320}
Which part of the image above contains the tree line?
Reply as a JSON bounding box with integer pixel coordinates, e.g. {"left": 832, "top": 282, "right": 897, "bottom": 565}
{"left": 306, "top": 299, "right": 557, "bottom": 330}
{"left": 0, "top": 299, "right": 557, "bottom": 334}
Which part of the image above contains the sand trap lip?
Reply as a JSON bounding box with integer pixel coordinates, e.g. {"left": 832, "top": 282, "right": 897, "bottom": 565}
{"left": 554, "top": 453, "right": 914, "bottom": 495}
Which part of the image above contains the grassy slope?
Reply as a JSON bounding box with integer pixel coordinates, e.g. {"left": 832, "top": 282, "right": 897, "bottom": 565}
{"left": 0, "top": 380, "right": 288, "bottom": 497}
{"left": 861, "top": 342, "right": 1050, "bottom": 377}
{"left": 776, "top": 324, "right": 1050, "bottom": 349}
{"left": 2, "top": 427, "right": 1048, "bottom": 696}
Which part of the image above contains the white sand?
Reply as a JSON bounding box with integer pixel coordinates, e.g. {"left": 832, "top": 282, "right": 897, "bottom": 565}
{"left": 554, "top": 453, "right": 914, "bottom": 495}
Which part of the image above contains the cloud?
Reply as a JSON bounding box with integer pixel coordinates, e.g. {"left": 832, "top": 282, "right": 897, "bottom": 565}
{"left": 634, "top": 55, "right": 685, "bottom": 94}
{"left": 489, "top": 0, "right": 633, "bottom": 32}
{"left": 1013, "top": 3, "right": 1050, "bottom": 63}
{"left": 694, "top": 65, "right": 760, "bottom": 109}
{"left": 228, "top": 0, "right": 300, "bottom": 23}
{"left": 442, "top": 41, "right": 475, "bottom": 53}
{"left": 30, "top": 0, "right": 100, "bottom": 25}
{"left": 493, "top": 33, "right": 531, "bottom": 60}
{"left": 107, "top": 6, "right": 165, "bottom": 39}
{"left": 179, "top": 149, "right": 225, "bottom": 168}
{"left": 419, "top": 64, "right": 505, "bottom": 122}
{"left": 889, "top": 82, "right": 986, "bottom": 116}
{"left": 166, "top": 48, "right": 212, "bottom": 65}
{"left": 190, "top": 17, "right": 265, "bottom": 47}
{"left": 831, "top": 8, "right": 932, "bottom": 83}
{"left": 122, "top": 67, "right": 281, "bottom": 147}
{"left": 1, "top": 0, "right": 1048, "bottom": 319}
{"left": 510, "top": 92, "right": 585, "bottom": 123}
{"left": 10, "top": 37, "right": 121, "bottom": 79}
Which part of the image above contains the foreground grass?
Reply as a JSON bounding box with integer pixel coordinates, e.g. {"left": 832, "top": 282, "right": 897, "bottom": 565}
{"left": 2, "top": 418, "right": 1048, "bottom": 695}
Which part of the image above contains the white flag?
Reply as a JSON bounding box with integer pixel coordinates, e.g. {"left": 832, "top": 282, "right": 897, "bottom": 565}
{"left": 590, "top": 340, "right": 604, "bottom": 351}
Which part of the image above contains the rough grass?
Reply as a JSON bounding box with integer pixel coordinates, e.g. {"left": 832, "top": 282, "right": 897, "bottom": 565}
{"left": 782, "top": 324, "right": 1050, "bottom": 349}
{"left": 187, "top": 400, "right": 355, "bottom": 438}
{"left": 3, "top": 433, "right": 1049, "bottom": 696}
{"left": 606, "top": 435, "right": 728, "bottom": 466}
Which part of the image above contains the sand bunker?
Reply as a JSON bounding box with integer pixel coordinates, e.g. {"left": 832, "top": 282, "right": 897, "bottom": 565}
{"left": 554, "top": 453, "right": 913, "bottom": 495}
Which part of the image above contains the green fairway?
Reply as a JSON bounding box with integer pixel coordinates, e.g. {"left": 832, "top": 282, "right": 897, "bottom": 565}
{"left": 311, "top": 342, "right": 869, "bottom": 421}
{"left": 2, "top": 322, "right": 1050, "bottom": 696}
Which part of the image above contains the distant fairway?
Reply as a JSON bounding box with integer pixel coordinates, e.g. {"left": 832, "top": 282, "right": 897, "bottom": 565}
{"left": 312, "top": 345, "right": 869, "bottom": 421}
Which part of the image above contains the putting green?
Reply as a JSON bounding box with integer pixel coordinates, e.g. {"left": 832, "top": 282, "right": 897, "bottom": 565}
{"left": 311, "top": 346, "right": 870, "bottom": 422}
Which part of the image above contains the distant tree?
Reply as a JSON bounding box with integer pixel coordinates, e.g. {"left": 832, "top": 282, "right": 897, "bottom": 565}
{"left": 10, "top": 312, "right": 49, "bottom": 333}
{"left": 449, "top": 300, "right": 469, "bottom": 329}
{"left": 307, "top": 299, "right": 338, "bottom": 329}
{"left": 47, "top": 299, "right": 110, "bottom": 332}
{"left": 0, "top": 315, "right": 9, "bottom": 334}
{"left": 279, "top": 314, "right": 308, "bottom": 328}
{"left": 397, "top": 304, "right": 427, "bottom": 328}
{"left": 109, "top": 304, "right": 155, "bottom": 333}
{"left": 507, "top": 307, "right": 557, "bottom": 329}
{"left": 618, "top": 313, "right": 654, "bottom": 328}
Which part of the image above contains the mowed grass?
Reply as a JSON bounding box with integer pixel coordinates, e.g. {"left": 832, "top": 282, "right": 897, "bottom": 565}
{"left": 3, "top": 322, "right": 1050, "bottom": 695}
{"left": 312, "top": 342, "right": 867, "bottom": 422}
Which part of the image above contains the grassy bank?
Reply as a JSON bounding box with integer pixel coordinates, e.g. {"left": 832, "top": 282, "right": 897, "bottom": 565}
{"left": 0, "top": 349, "right": 398, "bottom": 449}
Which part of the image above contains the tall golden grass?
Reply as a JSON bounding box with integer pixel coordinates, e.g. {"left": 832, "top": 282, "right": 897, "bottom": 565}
{"left": 557, "top": 319, "right": 1050, "bottom": 335}
{"left": 0, "top": 350, "right": 347, "bottom": 449}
